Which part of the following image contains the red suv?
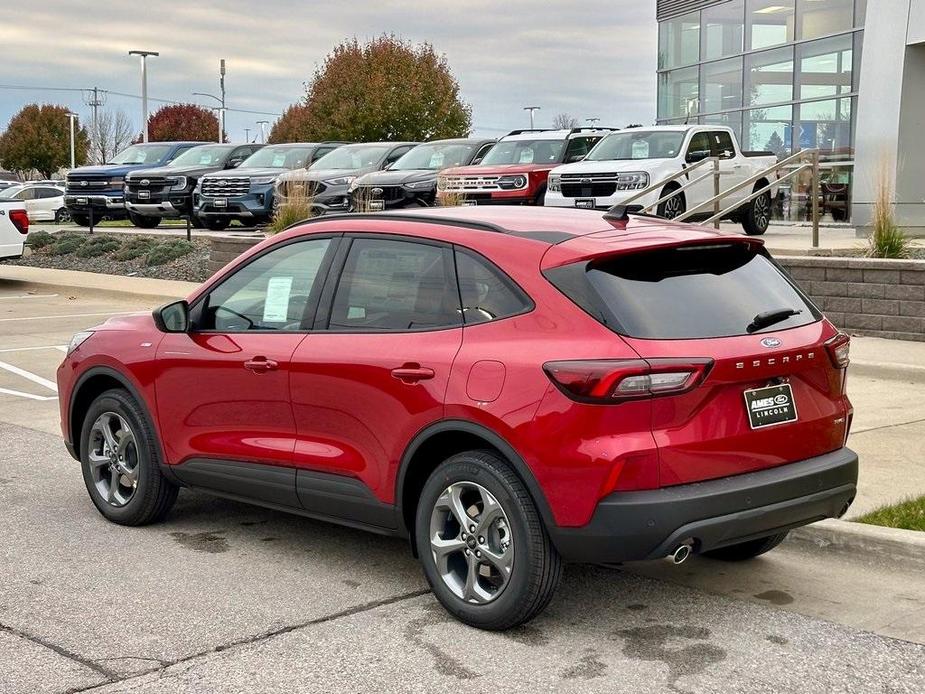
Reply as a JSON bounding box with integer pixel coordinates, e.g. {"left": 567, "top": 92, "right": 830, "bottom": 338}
{"left": 58, "top": 206, "right": 857, "bottom": 630}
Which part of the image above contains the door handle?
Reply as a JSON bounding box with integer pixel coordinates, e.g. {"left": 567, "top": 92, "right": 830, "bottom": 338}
{"left": 391, "top": 365, "right": 435, "bottom": 383}
{"left": 244, "top": 357, "right": 279, "bottom": 373}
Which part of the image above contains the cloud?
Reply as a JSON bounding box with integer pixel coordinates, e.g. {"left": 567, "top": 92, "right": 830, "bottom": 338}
{"left": 0, "top": 0, "right": 657, "bottom": 141}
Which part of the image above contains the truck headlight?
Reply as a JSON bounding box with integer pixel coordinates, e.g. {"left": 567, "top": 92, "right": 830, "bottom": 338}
{"left": 169, "top": 176, "right": 188, "bottom": 191}
{"left": 404, "top": 180, "right": 435, "bottom": 190}
{"left": 497, "top": 175, "right": 527, "bottom": 190}
{"left": 548, "top": 174, "right": 561, "bottom": 192}
{"left": 251, "top": 176, "right": 277, "bottom": 186}
{"left": 616, "top": 172, "right": 649, "bottom": 190}
{"left": 327, "top": 176, "right": 357, "bottom": 187}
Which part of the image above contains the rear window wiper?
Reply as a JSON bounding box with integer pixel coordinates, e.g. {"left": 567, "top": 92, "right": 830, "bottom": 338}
{"left": 747, "top": 308, "right": 802, "bottom": 333}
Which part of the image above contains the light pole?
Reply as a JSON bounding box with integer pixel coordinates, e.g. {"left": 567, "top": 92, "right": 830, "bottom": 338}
{"left": 585, "top": 117, "right": 600, "bottom": 127}
{"left": 128, "top": 50, "right": 159, "bottom": 142}
{"left": 523, "top": 106, "right": 541, "bottom": 129}
{"left": 256, "top": 120, "right": 269, "bottom": 143}
{"left": 193, "top": 92, "right": 224, "bottom": 142}
{"left": 244, "top": 128, "right": 251, "bottom": 143}
{"left": 66, "top": 112, "right": 78, "bottom": 169}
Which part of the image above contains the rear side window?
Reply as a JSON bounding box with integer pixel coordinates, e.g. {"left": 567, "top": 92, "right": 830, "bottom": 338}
{"left": 329, "top": 238, "right": 460, "bottom": 331}
{"left": 455, "top": 250, "right": 531, "bottom": 325}
{"left": 547, "top": 244, "right": 820, "bottom": 339}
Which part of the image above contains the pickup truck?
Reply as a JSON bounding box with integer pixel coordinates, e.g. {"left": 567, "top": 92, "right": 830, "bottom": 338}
{"left": 545, "top": 125, "right": 778, "bottom": 235}
{"left": 0, "top": 201, "right": 29, "bottom": 260}
{"left": 64, "top": 142, "right": 204, "bottom": 226}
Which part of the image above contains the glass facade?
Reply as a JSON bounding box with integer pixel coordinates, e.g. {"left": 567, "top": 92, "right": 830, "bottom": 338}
{"left": 657, "top": 0, "right": 866, "bottom": 221}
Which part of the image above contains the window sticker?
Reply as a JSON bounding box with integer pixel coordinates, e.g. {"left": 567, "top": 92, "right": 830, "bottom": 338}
{"left": 263, "top": 276, "right": 294, "bottom": 322}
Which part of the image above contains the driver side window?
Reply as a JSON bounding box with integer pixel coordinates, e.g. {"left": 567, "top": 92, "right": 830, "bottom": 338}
{"left": 198, "top": 238, "right": 331, "bottom": 332}
{"left": 686, "top": 132, "right": 712, "bottom": 163}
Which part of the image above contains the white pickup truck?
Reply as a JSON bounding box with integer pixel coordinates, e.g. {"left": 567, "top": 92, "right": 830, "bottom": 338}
{"left": 545, "top": 125, "right": 778, "bottom": 235}
{"left": 0, "top": 200, "right": 29, "bottom": 260}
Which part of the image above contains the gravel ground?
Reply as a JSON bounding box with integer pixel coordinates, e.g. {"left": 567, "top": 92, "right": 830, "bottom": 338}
{"left": 4, "top": 231, "right": 213, "bottom": 282}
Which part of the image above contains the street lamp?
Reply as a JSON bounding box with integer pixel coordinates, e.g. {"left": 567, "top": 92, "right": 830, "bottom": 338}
{"left": 256, "top": 120, "right": 269, "bottom": 143}
{"left": 586, "top": 117, "right": 601, "bottom": 127}
{"left": 193, "top": 92, "right": 225, "bottom": 142}
{"left": 66, "top": 112, "right": 78, "bottom": 169}
{"left": 523, "top": 106, "right": 541, "bottom": 129}
{"left": 128, "top": 50, "right": 159, "bottom": 142}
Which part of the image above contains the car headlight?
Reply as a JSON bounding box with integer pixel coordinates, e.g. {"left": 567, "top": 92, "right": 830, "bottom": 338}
{"left": 67, "top": 331, "right": 94, "bottom": 355}
{"left": 548, "top": 174, "right": 561, "bottom": 192}
{"left": 251, "top": 176, "right": 277, "bottom": 186}
{"left": 615, "top": 172, "right": 649, "bottom": 190}
{"left": 169, "top": 176, "right": 187, "bottom": 191}
{"left": 404, "top": 180, "right": 435, "bottom": 190}
{"left": 497, "top": 174, "right": 528, "bottom": 190}
{"left": 326, "top": 176, "right": 357, "bottom": 187}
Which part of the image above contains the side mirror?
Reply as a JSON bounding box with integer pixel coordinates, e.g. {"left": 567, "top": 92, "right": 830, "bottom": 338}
{"left": 567, "top": 154, "right": 586, "bottom": 163}
{"left": 153, "top": 300, "right": 190, "bottom": 333}
{"left": 226, "top": 158, "right": 244, "bottom": 169}
{"left": 686, "top": 150, "right": 709, "bottom": 163}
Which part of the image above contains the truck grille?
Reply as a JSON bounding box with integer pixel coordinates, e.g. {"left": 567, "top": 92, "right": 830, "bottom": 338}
{"left": 201, "top": 177, "right": 249, "bottom": 198}
{"left": 559, "top": 172, "right": 643, "bottom": 198}
{"left": 362, "top": 185, "right": 405, "bottom": 202}
{"left": 440, "top": 175, "right": 502, "bottom": 192}
{"left": 126, "top": 176, "right": 171, "bottom": 195}
{"left": 65, "top": 177, "right": 110, "bottom": 194}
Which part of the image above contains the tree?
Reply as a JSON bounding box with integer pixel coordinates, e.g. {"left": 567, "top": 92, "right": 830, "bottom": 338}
{"left": 0, "top": 104, "right": 89, "bottom": 177}
{"left": 293, "top": 35, "right": 471, "bottom": 141}
{"left": 146, "top": 104, "right": 221, "bottom": 143}
{"left": 268, "top": 104, "right": 311, "bottom": 143}
{"left": 92, "top": 108, "right": 134, "bottom": 163}
{"left": 552, "top": 113, "right": 579, "bottom": 129}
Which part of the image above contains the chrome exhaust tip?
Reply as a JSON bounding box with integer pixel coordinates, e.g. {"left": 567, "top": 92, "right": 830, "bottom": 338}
{"left": 669, "top": 543, "right": 692, "bottom": 565}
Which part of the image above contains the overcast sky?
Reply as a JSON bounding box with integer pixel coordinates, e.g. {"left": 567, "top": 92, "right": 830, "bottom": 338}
{"left": 0, "top": 1, "right": 657, "bottom": 144}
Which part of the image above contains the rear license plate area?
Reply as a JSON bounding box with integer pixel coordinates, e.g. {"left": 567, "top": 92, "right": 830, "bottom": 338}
{"left": 744, "top": 383, "right": 798, "bottom": 429}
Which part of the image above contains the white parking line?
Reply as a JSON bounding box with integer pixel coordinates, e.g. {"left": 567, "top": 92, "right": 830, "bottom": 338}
{"left": 0, "top": 360, "right": 58, "bottom": 392}
{"left": 0, "top": 294, "right": 59, "bottom": 300}
{"left": 0, "top": 311, "right": 137, "bottom": 323}
{"left": 0, "top": 345, "right": 67, "bottom": 354}
{"left": 0, "top": 387, "right": 57, "bottom": 401}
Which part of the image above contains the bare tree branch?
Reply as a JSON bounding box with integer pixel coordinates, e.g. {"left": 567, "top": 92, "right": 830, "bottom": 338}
{"left": 552, "top": 113, "right": 579, "bottom": 129}
{"left": 92, "top": 109, "right": 134, "bottom": 163}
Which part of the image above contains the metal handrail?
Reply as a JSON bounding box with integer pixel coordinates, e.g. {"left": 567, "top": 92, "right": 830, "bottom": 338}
{"left": 698, "top": 163, "right": 810, "bottom": 226}
{"left": 614, "top": 156, "right": 721, "bottom": 229}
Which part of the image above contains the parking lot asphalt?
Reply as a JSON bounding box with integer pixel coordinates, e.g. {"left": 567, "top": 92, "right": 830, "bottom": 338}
{"left": 1, "top": 283, "right": 924, "bottom": 693}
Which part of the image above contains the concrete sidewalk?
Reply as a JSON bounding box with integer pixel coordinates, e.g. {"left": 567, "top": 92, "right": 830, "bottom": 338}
{"left": 719, "top": 222, "right": 925, "bottom": 256}
{"left": 0, "top": 264, "right": 198, "bottom": 301}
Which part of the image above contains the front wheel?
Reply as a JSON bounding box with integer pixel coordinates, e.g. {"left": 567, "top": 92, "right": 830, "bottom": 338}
{"left": 55, "top": 207, "right": 71, "bottom": 224}
{"left": 741, "top": 190, "right": 772, "bottom": 235}
{"left": 128, "top": 212, "right": 161, "bottom": 229}
{"left": 702, "top": 531, "right": 789, "bottom": 561}
{"left": 657, "top": 186, "right": 686, "bottom": 220}
{"left": 201, "top": 216, "right": 230, "bottom": 231}
{"left": 415, "top": 450, "right": 562, "bottom": 630}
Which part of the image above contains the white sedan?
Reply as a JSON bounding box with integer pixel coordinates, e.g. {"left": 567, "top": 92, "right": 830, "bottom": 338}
{"left": 0, "top": 183, "right": 68, "bottom": 223}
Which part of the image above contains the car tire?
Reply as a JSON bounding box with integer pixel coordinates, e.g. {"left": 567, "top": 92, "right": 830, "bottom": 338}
{"left": 656, "top": 185, "right": 686, "bottom": 220}
{"left": 71, "top": 213, "right": 90, "bottom": 227}
{"left": 741, "top": 189, "right": 772, "bottom": 236}
{"left": 128, "top": 212, "right": 161, "bottom": 229}
{"left": 54, "top": 208, "right": 71, "bottom": 224}
{"left": 79, "top": 388, "right": 178, "bottom": 526}
{"left": 414, "top": 450, "right": 562, "bottom": 630}
{"left": 189, "top": 215, "right": 205, "bottom": 229}
{"left": 702, "top": 531, "right": 789, "bottom": 561}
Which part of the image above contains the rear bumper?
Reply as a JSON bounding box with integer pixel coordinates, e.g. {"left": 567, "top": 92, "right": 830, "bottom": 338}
{"left": 548, "top": 447, "right": 858, "bottom": 563}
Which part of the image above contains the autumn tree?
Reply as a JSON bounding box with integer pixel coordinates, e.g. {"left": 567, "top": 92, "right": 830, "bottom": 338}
{"left": 292, "top": 35, "right": 471, "bottom": 142}
{"left": 268, "top": 104, "right": 311, "bottom": 143}
{"left": 0, "top": 104, "right": 89, "bottom": 177}
{"left": 146, "top": 104, "right": 221, "bottom": 143}
{"left": 552, "top": 113, "right": 579, "bottom": 129}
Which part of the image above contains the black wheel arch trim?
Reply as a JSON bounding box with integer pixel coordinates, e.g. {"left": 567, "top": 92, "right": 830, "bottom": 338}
{"left": 395, "top": 419, "right": 557, "bottom": 536}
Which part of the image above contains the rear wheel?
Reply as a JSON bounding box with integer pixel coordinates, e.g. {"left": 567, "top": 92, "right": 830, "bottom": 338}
{"left": 657, "top": 185, "right": 685, "bottom": 220}
{"left": 741, "top": 189, "right": 772, "bottom": 235}
{"left": 702, "top": 531, "right": 789, "bottom": 561}
{"left": 54, "top": 208, "right": 71, "bottom": 224}
{"left": 415, "top": 450, "right": 562, "bottom": 630}
{"left": 127, "top": 211, "right": 161, "bottom": 229}
{"left": 79, "top": 389, "right": 178, "bottom": 526}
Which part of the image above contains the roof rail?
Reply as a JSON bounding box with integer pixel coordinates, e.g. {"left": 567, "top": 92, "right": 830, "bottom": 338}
{"left": 505, "top": 128, "right": 553, "bottom": 136}
{"left": 569, "top": 126, "right": 619, "bottom": 134}
{"left": 281, "top": 211, "right": 509, "bottom": 236}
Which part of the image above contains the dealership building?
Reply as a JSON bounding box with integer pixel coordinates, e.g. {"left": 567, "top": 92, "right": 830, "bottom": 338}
{"left": 656, "top": 0, "right": 925, "bottom": 234}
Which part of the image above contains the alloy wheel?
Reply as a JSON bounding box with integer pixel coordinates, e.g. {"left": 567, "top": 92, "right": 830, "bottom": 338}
{"left": 754, "top": 193, "right": 771, "bottom": 231}
{"left": 87, "top": 412, "right": 140, "bottom": 507}
{"left": 429, "top": 481, "right": 514, "bottom": 604}
{"left": 663, "top": 195, "right": 684, "bottom": 219}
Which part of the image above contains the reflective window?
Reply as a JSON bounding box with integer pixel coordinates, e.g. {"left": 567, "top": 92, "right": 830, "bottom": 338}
{"left": 658, "top": 11, "right": 700, "bottom": 69}
{"left": 744, "top": 105, "right": 793, "bottom": 158}
{"left": 798, "top": 35, "right": 853, "bottom": 100}
{"left": 701, "top": 57, "right": 743, "bottom": 113}
{"left": 455, "top": 250, "right": 531, "bottom": 325}
{"left": 747, "top": 0, "right": 795, "bottom": 50}
{"left": 702, "top": 0, "right": 744, "bottom": 61}
{"left": 658, "top": 66, "right": 699, "bottom": 119}
{"left": 701, "top": 112, "right": 744, "bottom": 144}
{"left": 798, "top": 0, "right": 854, "bottom": 40}
{"left": 797, "top": 97, "right": 853, "bottom": 160}
{"left": 745, "top": 47, "right": 794, "bottom": 106}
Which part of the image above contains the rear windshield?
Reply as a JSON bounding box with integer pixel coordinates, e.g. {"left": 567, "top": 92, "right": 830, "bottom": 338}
{"left": 547, "top": 244, "right": 820, "bottom": 339}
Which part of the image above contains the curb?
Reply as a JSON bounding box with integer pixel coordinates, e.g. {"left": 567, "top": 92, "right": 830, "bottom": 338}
{"left": 789, "top": 518, "right": 925, "bottom": 569}
{"left": 0, "top": 265, "right": 198, "bottom": 302}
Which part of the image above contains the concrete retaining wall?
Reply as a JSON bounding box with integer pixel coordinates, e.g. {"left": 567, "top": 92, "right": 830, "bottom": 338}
{"left": 778, "top": 256, "right": 925, "bottom": 341}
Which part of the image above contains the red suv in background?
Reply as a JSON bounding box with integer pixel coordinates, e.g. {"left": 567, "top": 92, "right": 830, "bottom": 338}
{"left": 437, "top": 127, "right": 615, "bottom": 207}
{"left": 57, "top": 206, "right": 857, "bottom": 630}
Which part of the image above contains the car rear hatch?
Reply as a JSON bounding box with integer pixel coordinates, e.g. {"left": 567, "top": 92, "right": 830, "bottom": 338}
{"left": 545, "top": 238, "right": 851, "bottom": 488}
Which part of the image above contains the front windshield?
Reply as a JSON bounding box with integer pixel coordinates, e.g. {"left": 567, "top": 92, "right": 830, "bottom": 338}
{"left": 480, "top": 139, "right": 565, "bottom": 165}
{"left": 391, "top": 143, "right": 476, "bottom": 171}
{"left": 0, "top": 186, "right": 23, "bottom": 199}
{"left": 587, "top": 131, "right": 685, "bottom": 161}
{"left": 313, "top": 145, "right": 391, "bottom": 170}
{"left": 108, "top": 144, "right": 174, "bottom": 165}
{"left": 240, "top": 147, "right": 312, "bottom": 169}
{"left": 169, "top": 145, "right": 236, "bottom": 168}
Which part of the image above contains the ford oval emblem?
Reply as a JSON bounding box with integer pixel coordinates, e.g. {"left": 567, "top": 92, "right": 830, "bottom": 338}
{"left": 761, "top": 337, "right": 782, "bottom": 348}
{"left": 371, "top": 187, "right": 384, "bottom": 196}
{"left": 80, "top": 180, "right": 88, "bottom": 187}
{"left": 139, "top": 179, "right": 150, "bottom": 186}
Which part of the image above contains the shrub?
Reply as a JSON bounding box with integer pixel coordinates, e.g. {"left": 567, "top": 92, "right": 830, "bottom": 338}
{"left": 146, "top": 240, "right": 194, "bottom": 266}
{"left": 867, "top": 159, "right": 911, "bottom": 259}
{"left": 48, "top": 233, "right": 87, "bottom": 255}
{"left": 26, "top": 230, "right": 55, "bottom": 249}
{"left": 113, "top": 237, "right": 157, "bottom": 261}
{"left": 437, "top": 190, "right": 467, "bottom": 207}
{"left": 76, "top": 235, "right": 123, "bottom": 258}
{"left": 269, "top": 183, "right": 314, "bottom": 234}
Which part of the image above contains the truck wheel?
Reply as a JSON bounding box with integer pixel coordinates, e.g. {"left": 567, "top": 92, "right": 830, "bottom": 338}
{"left": 415, "top": 450, "right": 562, "bottom": 630}
{"left": 54, "top": 208, "right": 71, "bottom": 224}
{"left": 71, "top": 213, "right": 90, "bottom": 227}
{"left": 657, "top": 185, "right": 685, "bottom": 220}
{"left": 702, "top": 532, "right": 788, "bottom": 561}
{"left": 128, "top": 212, "right": 161, "bottom": 229}
{"left": 741, "top": 190, "right": 772, "bottom": 235}
{"left": 79, "top": 388, "right": 178, "bottom": 526}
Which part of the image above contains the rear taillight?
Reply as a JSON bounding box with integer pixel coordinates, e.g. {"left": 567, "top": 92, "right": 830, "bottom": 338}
{"left": 9, "top": 209, "right": 28, "bottom": 234}
{"left": 825, "top": 332, "right": 850, "bottom": 369}
{"left": 543, "top": 358, "right": 713, "bottom": 404}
